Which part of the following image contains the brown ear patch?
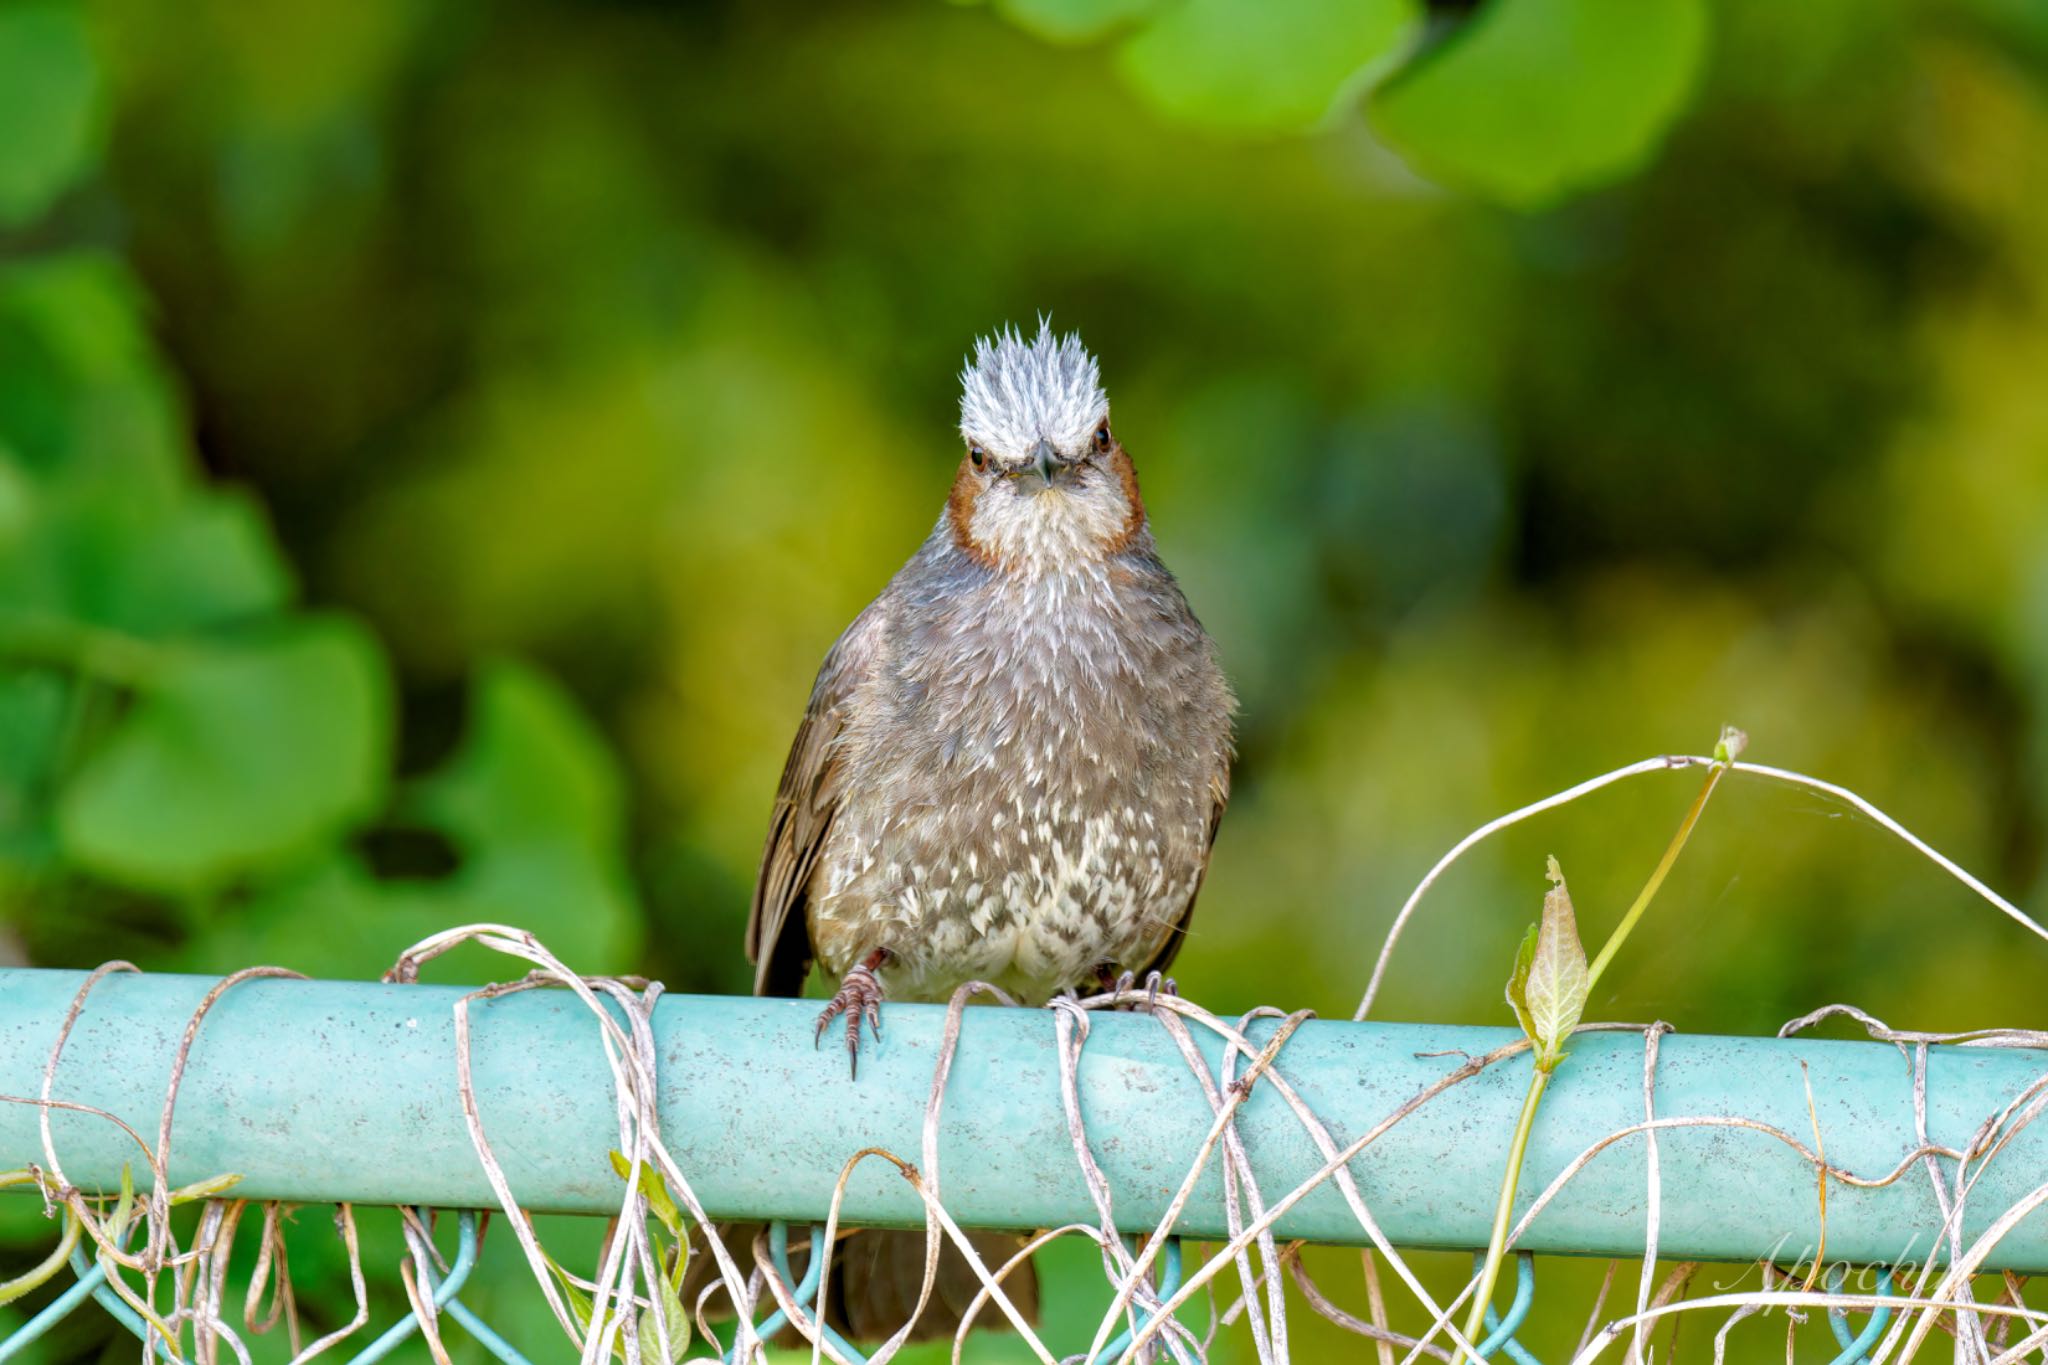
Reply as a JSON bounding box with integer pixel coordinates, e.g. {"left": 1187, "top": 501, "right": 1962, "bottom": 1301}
{"left": 1105, "top": 446, "right": 1147, "bottom": 554}
{"left": 947, "top": 461, "right": 1001, "bottom": 568}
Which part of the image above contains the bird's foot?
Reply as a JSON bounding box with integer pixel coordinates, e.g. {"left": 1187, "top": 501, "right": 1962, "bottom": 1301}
{"left": 1088, "top": 965, "right": 1176, "bottom": 1012}
{"left": 1091, "top": 964, "right": 1141, "bottom": 1007}
{"left": 815, "top": 950, "right": 889, "bottom": 1079}
{"left": 1141, "top": 970, "right": 1178, "bottom": 1013}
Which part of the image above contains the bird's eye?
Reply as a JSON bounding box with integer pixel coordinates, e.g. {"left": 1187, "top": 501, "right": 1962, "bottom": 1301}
{"left": 1093, "top": 423, "right": 1112, "bottom": 452}
{"left": 968, "top": 445, "right": 987, "bottom": 470}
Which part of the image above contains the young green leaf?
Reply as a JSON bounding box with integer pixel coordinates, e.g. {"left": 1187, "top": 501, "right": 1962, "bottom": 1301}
{"left": 665, "top": 1229, "right": 690, "bottom": 1294}
{"left": 167, "top": 1172, "right": 243, "bottom": 1205}
{"left": 609, "top": 1150, "right": 685, "bottom": 1239}
{"left": 107, "top": 1162, "right": 135, "bottom": 1243}
{"left": 541, "top": 1251, "right": 596, "bottom": 1336}
{"left": 1524, "top": 856, "right": 1590, "bottom": 1071}
{"left": 1505, "top": 922, "right": 1539, "bottom": 1041}
{"left": 1715, "top": 724, "right": 1748, "bottom": 764}
{"left": 636, "top": 1270, "right": 692, "bottom": 1363}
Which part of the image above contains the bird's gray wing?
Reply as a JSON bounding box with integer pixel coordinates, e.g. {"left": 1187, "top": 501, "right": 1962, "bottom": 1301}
{"left": 747, "top": 605, "right": 886, "bottom": 998}
{"left": 1135, "top": 764, "right": 1230, "bottom": 982}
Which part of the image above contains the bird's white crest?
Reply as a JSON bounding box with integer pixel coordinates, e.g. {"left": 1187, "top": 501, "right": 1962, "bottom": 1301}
{"left": 958, "top": 320, "right": 1109, "bottom": 459}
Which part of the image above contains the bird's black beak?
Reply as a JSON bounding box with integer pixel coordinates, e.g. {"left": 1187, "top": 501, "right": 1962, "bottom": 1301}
{"left": 1031, "top": 439, "right": 1058, "bottom": 488}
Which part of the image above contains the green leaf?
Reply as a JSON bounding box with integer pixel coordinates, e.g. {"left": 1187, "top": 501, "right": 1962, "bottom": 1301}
{"left": 404, "top": 661, "right": 641, "bottom": 969}
{"left": 666, "top": 1227, "right": 689, "bottom": 1294}
{"left": 1504, "top": 921, "right": 1539, "bottom": 1042}
{"left": 1714, "top": 724, "right": 1748, "bottom": 764}
{"left": 181, "top": 661, "right": 641, "bottom": 977}
{"left": 411, "top": 662, "right": 622, "bottom": 852}
{"left": 1524, "top": 855, "right": 1590, "bottom": 1070}
{"left": 94, "top": 491, "right": 294, "bottom": 636}
{"left": 0, "top": 253, "right": 190, "bottom": 490}
{"left": 0, "top": 669, "right": 68, "bottom": 893}
{"left": 57, "top": 620, "right": 391, "bottom": 891}
{"left": 996, "top": 0, "right": 1165, "bottom": 44}
{"left": 636, "top": 1269, "right": 691, "bottom": 1363}
{"left": 549, "top": 1231, "right": 687, "bottom": 1361}
{"left": 167, "top": 1172, "right": 243, "bottom": 1204}
{"left": 541, "top": 1252, "right": 597, "bottom": 1336}
{"left": 1118, "top": 0, "right": 1420, "bottom": 134}
{"left": 6, "top": 487, "right": 295, "bottom": 639}
{"left": 0, "top": 5, "right": 103, "bottom": 227}
{"left": 174, "top": 852, "right": 455, "bottom": 980}
{"left": 107, "top": 1164, "right": 135, "bottom": 1244}
{"left": 0, "top": 453, "right": 31, "bottom": 551}
{"left": 0, "top": 669, "right": 67, "bottom": 806}
{"left": 444, "top": 842, "right": 638, "bottom": 969}
{"left": 608, "top": 1151, "right": 686, "bottom": 1239}
{"left": 1373, "top": 0, "right": 1707, "bottom": 207}
{"left": 0, "top": 254, "right": 158, "bottom": 393}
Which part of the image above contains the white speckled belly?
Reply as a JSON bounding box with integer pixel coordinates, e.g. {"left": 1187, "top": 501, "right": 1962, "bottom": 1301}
{"left": 811, "top": 788, "right": 1203, "bottom": 1003}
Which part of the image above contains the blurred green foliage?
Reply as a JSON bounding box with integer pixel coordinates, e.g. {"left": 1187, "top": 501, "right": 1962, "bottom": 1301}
{"left": 5, "top": 0, "right": 2048, "bottom": 1359}
{"left": 1373, "top": 0, "right": 1707, "bottom": 204}
{"left": 0, "top": 0, "right": 644, "bottom": 989}
{"left": 986, "top": 0, "right": 1712, "bottom": 202}
{"left": 0, "top": 6, "right": 101, "bottom": 228}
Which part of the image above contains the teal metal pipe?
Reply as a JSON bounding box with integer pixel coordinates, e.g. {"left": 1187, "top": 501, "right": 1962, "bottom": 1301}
{"left": 2, "top": 970, "right": 2045, "bottom": 1270}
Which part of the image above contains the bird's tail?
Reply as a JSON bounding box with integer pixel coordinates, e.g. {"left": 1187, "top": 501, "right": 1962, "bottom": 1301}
{"left": 681, "top": 1223, "right": 1040, "bottom": 1346}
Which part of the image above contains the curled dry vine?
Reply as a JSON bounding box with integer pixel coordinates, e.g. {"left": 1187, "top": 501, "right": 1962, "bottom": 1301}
{"left": 4, "top": 739, "right": 2046, "bottom": 1363}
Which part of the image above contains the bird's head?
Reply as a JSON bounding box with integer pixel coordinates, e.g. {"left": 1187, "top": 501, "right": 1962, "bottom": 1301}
{"left": 948, "top": 322, "right": 1146, "bottom": 575}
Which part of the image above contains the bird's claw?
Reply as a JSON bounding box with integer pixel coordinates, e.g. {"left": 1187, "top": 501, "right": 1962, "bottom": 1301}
{"left": 1142, "top": 970, "right": 1177, "bottom": 1013}
{"left": 1085, "top": 965, "right": 1178, "bottom": 1012}
{"left": 814, "top": 962, "right": 886, "bottom": 1079}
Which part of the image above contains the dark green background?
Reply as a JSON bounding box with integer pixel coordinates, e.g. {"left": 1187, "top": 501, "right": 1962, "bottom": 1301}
{"left": 4, "top": 0, "right": 2047, "bottom": 1359}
